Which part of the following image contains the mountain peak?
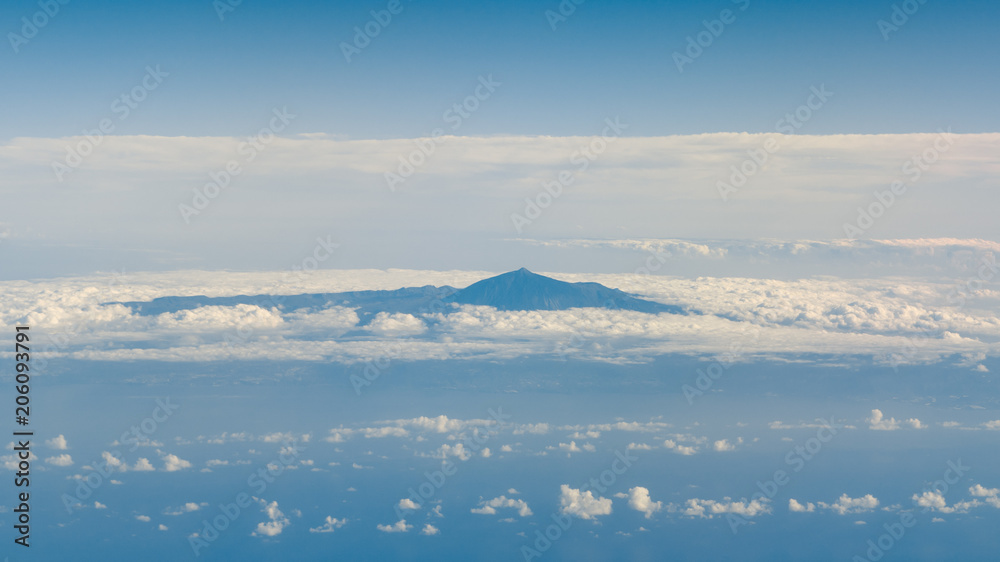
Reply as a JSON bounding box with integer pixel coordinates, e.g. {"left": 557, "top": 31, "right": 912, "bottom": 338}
{"left": 445, "top": 269, "right": 683, "bottom": 314}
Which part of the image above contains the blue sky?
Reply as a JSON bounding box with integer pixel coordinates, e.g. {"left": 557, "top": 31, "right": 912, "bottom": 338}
{"left": 2, "top": 0, "right": 998, "bottom": 141}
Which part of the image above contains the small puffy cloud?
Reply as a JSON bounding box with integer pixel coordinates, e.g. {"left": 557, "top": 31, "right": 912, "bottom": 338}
{"left": 94, "top": 501, "right": 107, "bottom": 509}
{"left": 481, "top": 447, "right": 491, "bottom": 458}
{"left": 309, "top": 516, "right": 347, "bottom": 533}
{"left": 164, "top": 502, "right": 202, "bottom": 515}
{"left": 970, "top": 484, "right": 1000, "bottom": 498}
{"left": 559, "top": 485, "right": 613, "bottom": 520}
{"left": 158, "top": 524, "right": 168, "bottom": 531}
{"left": 429, "top": 443, "right": 471, "bottom": 461}
{"left": 133, "top": 458, "right": 155, "bottom": 471}
{"left": 513, "top": 423, "right": 550, "bottom": 435}
{"left": 136, "top": 515, "right": 151, "bottom": 522}
{"left": 627, "top": 443, "right": 652, "bottom": 451}
{"left": 681, "top": 498, "right": 771, "bottom": 519}
{"left": 788, "top": 499, "right": 815, "bottom": 513}
{"left": 398, "top": 498, "right": 420, "bottom": 511}
{"left": 45, "top": 454, "right": 73, "bottom": 467}
{"left": 984, "top": 420, "right": 1000, "bottom": 430}
{"left": 663, "top": 440, "right": 697, "bottom": 455}
{"left": 867, "top": 410, "right": 922, "bottom": 431}
{"left": 46, "top": 435, "right": 68, "bottom": 450}
{"left": 252, "top": 499, "right": 290, "bottom": 537}
{"left": 377, "top": 519, "right": 412, "bottom": 533}
{"left": 627, "top": 487, "right": 662, "bottom": 519}
{"left": 421, "top": 524, "right": 440, "bottom": 536}
{"left": 817, "top": 494, "right": 879, "bottom": 515}
{"left": 712, "top": 438, "right": 742, "bottom": 452}
{"left": 471, "top": 496, "right": 532, "bottom": 517}
{"left": 362, "top": 427, "right": 409, "bottom": 439}
{"left": 969, "top": 485, "right": 1000, "bottom": 508}
{"left": 102, "top": 451, "right": 125, "bottom": 472}
{"left": 365, "top": 312, "right": 427, "bottom": 336}
{"left": 553, "top": 441, "right": 595, "bottom": 455}
{"left": 867, "top": 409, "right": 898, "bottom": 430}
{"left": 160, "top": 452, "right": 192, "bottom": 472}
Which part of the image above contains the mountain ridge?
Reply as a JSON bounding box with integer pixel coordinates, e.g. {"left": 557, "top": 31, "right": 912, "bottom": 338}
{"left": 116, "top": 268, "right": 684, "bottom": 319}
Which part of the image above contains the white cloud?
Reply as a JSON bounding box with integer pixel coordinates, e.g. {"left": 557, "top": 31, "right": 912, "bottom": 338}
{"left": 868, "top": 409, "right": 921, "bottom": 431}
{"left": 513, "top": 423, "right": 550, "bottom": 435}
{"left": 663, "top": 440, "right": 697, "bottom": 455}
{"left": 164, "top": 502, "right": 203, "bottom": 515}
{"left": 788, "top": 499, "right": 815, "bottom": 513}
{"left": 398, "top": 498, "right": 420, "bottom": 511}
{"left": 46, "top": 435, "right": 68, "bottom": 450}
{"left": 428, "top": 443, "right": 472, "bottom": 461}
{"left": 158, "top": 524, "right": 168, "bottom": 531}
{"left": 377, "top": 519, "right": 412, "bottom": 533}
{"left": 626, "top": 487, "right": 663, "bottom": 519}
{"left": 680, "top": 497, "right": 771, "bottom": 519}
{"left": 362, "top": 427, "right": 409, "bottom": 439}
{"left": 136, "top": 515, "right": 151, "bottom": 522}
{"left": 309, "top": 516, "right": 347, "bottom": 533}
{"left": 471, "top": 496, "right": 532, "bottom": 517}
{"left": 45, "top": 454, "right": 73, "bottom": 467}
{"left": 817, "top": 494, "right": 879, "bottom": 515}
{"left": 421, "top": 524, "right": 440, "bottom": 536}
{"left": 552, "top": 441, "right": 595, "bottom": 455}
{"left": 365, "top": 312, "right": 427, "bottom": 336}
{"left": 133, "top": 458, "right": 155, "bottom": 471}
{"left": 559, "top": 485, "right": 613, "bottom": 520}
{"left": 94, "top": 501, "right": 107, "bottom": 509}
{"left": 712, "top": 438, "right": 742, "bottom": 452}
{"left": 252, "top": 499, "right": 290, "bottom": 537}
{"left": 160, "top": 452, "right": 192, "bottom": 472}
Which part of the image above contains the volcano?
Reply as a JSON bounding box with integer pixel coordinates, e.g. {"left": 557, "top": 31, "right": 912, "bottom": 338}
{"left": 446, "top": 268, "right": 682, "bottom": 314}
